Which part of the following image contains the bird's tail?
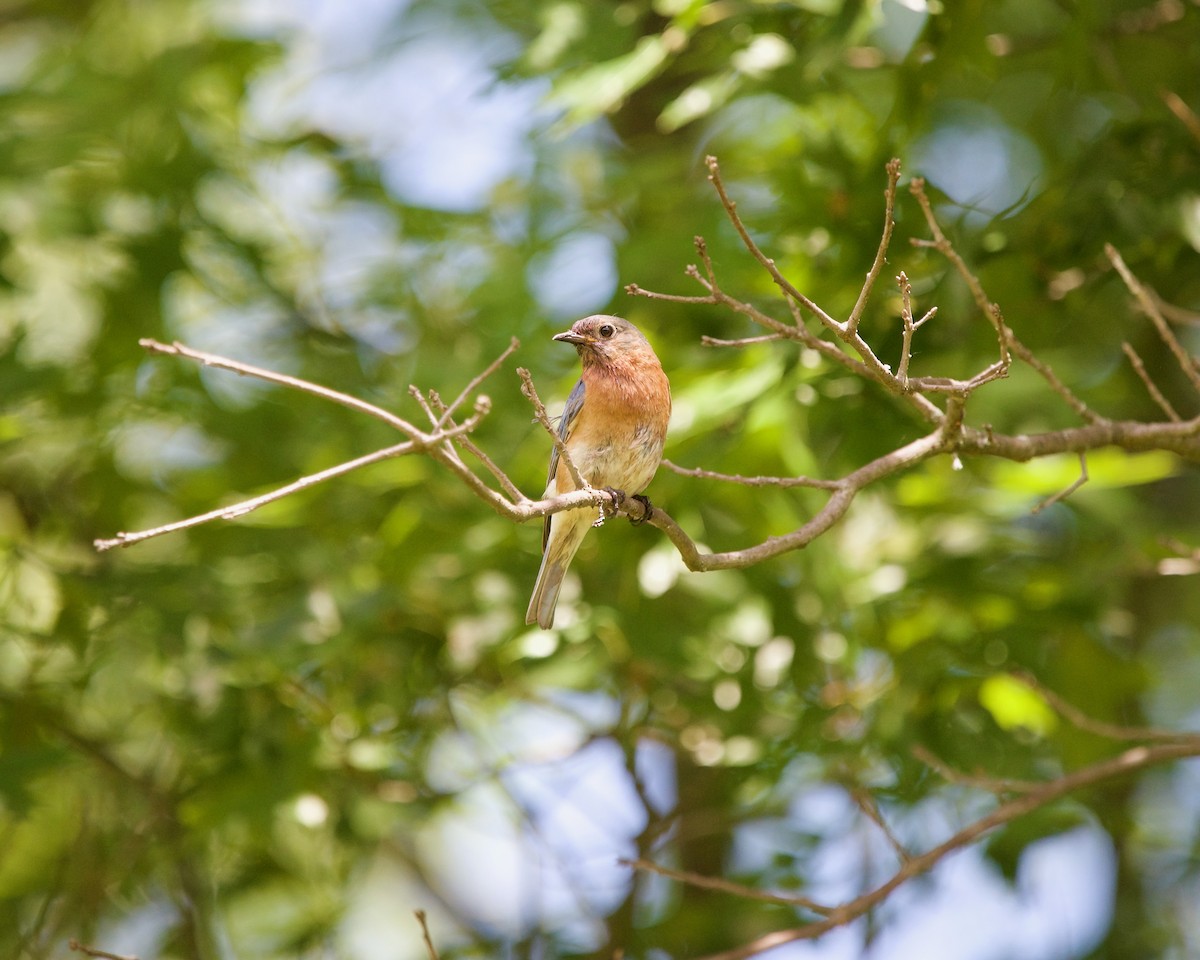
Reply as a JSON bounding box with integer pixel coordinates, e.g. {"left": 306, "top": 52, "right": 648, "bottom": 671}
{"left": 525, "top": 512, "right": 589, "bottom": 629}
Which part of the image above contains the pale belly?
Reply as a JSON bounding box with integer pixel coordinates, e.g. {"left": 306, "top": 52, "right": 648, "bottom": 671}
{"left": 553, "top": 428, "right": 665, "bottom": 496}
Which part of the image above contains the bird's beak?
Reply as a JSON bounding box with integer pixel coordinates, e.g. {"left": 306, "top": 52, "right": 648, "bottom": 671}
{"left": 552, "top": 330, "right": 589, "bottom": 345}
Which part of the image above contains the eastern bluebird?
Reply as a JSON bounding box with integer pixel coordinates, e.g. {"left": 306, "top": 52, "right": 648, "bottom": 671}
{"left": 526, "top": 315, "right": 671, "bottom": 629}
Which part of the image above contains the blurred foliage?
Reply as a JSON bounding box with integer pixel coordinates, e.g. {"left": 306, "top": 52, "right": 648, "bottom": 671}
{"left": 1, "top": 0, "right": 1199, "bottom": 958}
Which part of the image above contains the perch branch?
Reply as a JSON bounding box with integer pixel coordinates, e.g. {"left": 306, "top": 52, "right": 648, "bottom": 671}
{"left": 102, "top": 159, "right": 1200, "bottom": 586}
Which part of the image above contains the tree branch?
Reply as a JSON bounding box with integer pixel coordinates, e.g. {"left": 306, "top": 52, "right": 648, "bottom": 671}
{"left": 102, "top": 158, "right": 1200, "bottom": 591}
{"left": 636, "top": 738, "right": 1200, "bottom": 960}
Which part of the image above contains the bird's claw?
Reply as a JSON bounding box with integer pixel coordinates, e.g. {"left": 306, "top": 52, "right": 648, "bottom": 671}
{"left": 594, "top": 487, "right": 625, "bottom": 527}
{"left": 628, "top": 494, "right": 654, "bottom": 526}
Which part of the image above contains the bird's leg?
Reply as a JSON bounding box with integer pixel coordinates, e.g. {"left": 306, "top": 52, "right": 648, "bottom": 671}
{"left": 595, "top": 487, "right": 625, "bottom": 526}
{"left": 628, "top": 494, "right": 654, "bottom": 526}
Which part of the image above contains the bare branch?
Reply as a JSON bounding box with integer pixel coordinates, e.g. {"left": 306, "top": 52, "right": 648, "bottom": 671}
{"left": 139, "top": 339, "right": 421, "bottom": 437}
{"left": 701, "top": 333, "right": 787, "bottom": 348}
{"left": 1012, "top": 671, "right": 1194, "bottom": 743}
{"left": 896, "top": 271, "right": 916, "bottom": 385}
{"left": 429, "top": 395, "right": 527, "bottom": 503}
{"left": 69, "top": 939, "right": 138, "bottom": 960}
{"left": 1107, "top": 244, "right": 1200, "bottom": 395}
{"left": 911, "top": 744, "right": 1043, "bottom": 795}
{"left": 414, "top": 910, "right": 440, "bottom": 960}
{"left": 437, "top": 337, "right": 520, "bottom": 426}
{"left": 704, "top": 155, "right": 841, "bottom": 331}
{"left": 1161, "top": 87, "right": 1200, "bottom": 145}
{"left": 1030, "top": 451, "right": 1089, "bottom": 514}
{"left": 516, "top": 366, "right": 588, "bottom": 492}
{"left": 625, "top": 281, "right": 717, "bottom": 306}
{"left": 908, "top": 185, "right": 1099, "bottom": 423}
{"left": 1155, "top": 294, "right": 1200, "bottom": 328}
{"left": 846, "top": 157, "right": 902, "bottom": 336}
{"left": 95, "top": 426, "right": 479, "bottom": 553}
{"left": 694, "top": 739, "right": 1200, "bottom": 960}
{"left": 848, "top": 786, "right": 912, "bottom": 864}
{"left": 1122, "top": 341, "right": 1182, "bottom": 421}
{"left": 663, "top": 460, "right": 842, "bottom": 490}
{"left": 648, "top": 429, "right": 950, "bottom": 571}
{"left": 620, "top": 858, "right": 832, "bottom": 916}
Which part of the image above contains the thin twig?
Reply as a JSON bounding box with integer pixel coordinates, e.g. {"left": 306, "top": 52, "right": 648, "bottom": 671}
{"left": 414, "top": 910, "right": 440, "bottom": 960}
{"left": 516, "top": 366, "right": 588, "bottom": 492}
{"left": 846, "top": 157, "right": 902, "bottom": 336}
{"left": 1012, "top": 671, "right": 1193, "bottom": 742}
{"left": 1155, "top": 294, "right": 1200, "bottom": 328}
{"left": 429, "top": 395, "right": 527, "bottom": 503}
{"left": 662, "top": 460, "right": 842, "bottom": 490}
{"left": 848, "top": 787, "right": 911, "bottom": 864}
{"left": 1161, "top": 88, "right": 1200, "bottom": 146}
{"left": 1030, "top": 451, "right": 1089, "bottom": 514}
{"left": 909, "top": 184, "right": 1101, "bottom": 423}
{"left": 407, "top": 384, "right": 439, "bottom": 425}
{"left": 896, "top": 271, "right": 915, "bottom": 385}
{"left": 625, "top": 282, "right": 717, "bottom": 306}
{"left": 701, "top": 333, "right": 787, "bottom": 348}
{"left": 139, "top": 339, "right": 421, "bottom": 436}
{"left": 911, "top": 744, "right": 1043, "bottom": 795}
{"left": 437, "top": 337, "right": 520, "bottom": 426}
{"left": 69, "top": 940, "right": 139, "bottom": 960}
{"left": 704, "top": 155, "right": 841, "bottom": 331}
{"left": 95, "top": 427, "right": 478, "bottom": 552}
{"left": 696, "top": 739, "right": 1200, "bottom": 960}
{"left": 1107, "top": 244, "right": 1200, "bottom": 395}
{"left": 620, "top": 858, "right": 833, "bottom": 916}
{"left": 1122, "top": 342, "right": 1182, "bottom": 422}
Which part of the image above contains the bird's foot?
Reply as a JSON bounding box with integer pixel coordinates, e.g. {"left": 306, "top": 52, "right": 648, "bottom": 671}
{"left": 628, "top": 494, "right": 654, "bottom": 526}
{"left": 594, "top": 487, "right": 625, "bottom": 527}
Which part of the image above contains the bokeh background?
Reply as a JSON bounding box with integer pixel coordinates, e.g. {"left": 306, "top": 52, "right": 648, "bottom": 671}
{"left": 2, "top": 1, "right": 1200, "bottom": 958}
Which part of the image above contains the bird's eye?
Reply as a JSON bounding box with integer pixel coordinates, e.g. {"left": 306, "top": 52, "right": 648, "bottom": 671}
{"left": 599, "top": 324, "right": 615, "bottom": 338}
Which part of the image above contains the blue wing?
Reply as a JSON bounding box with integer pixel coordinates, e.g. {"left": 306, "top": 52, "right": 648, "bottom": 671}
{"left": 543, "top": 378, "right": 586, "bottom": 551}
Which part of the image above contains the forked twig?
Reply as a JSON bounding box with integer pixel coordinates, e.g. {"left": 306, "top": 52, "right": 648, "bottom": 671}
{"left": 695, "top": 739, "right": 1200, "bottom": 960}
{"left": 1107, "top": 244, "right": 1200, "bottom": 395}
{"left": 704, "top": 155, "right": 839, "bottom": 330}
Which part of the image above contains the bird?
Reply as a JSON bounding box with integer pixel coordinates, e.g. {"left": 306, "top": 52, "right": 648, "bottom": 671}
{"left": 526, "top": 315, "right": 671, "bottom": 629}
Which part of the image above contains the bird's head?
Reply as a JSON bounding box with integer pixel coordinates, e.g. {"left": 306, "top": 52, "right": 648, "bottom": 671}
{"left": 552, "top": 315, "right": 656, "bottom": 368}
